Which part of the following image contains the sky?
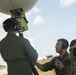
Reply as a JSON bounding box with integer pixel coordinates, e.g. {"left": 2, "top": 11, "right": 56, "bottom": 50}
{"left": 0, "top": 0, "right": 76, "bottom": 65}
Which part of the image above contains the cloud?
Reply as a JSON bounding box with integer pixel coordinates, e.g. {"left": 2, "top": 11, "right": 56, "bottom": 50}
{"left": 59, "top": 0, "right": 76, "bottom": 7}
{"left": 26, "top": 11, "right": 32, "bottom": 17}
{"left": 33, "top": 15, "right": 44, "bottom": 26}
{"left": 32, "top": 7, "right": 40, "bottom": 14}
{"left": 26, "top": 7, "right": 44, "bottom": 26}
{"left": 26, "top": 7, "right": 40, "bottom": 17}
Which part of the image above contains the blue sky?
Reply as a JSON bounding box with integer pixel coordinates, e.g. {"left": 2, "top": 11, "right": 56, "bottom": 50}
{"left": 0, "top": 0, "right": 76, "bottom": 64}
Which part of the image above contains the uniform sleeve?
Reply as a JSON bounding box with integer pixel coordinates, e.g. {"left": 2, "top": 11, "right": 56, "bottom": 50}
{"left": 61, "top": 58, "right": 71, "bottom": 75}
{"left": 61, "top": 67, "right": 67, "bottom": 75}
{"left": 42, "top": 58, "right": 55, "bottom": 71}
{"left": 21, "top": 38, "right": 38, "bottom": 62}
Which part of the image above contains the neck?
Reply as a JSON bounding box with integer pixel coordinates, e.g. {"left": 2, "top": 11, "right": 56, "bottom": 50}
{"left": 59, "top": 49, "right": 67, "bottom": 57}
{"left": 8, "top": 31, "right": 17, "bottom": 35}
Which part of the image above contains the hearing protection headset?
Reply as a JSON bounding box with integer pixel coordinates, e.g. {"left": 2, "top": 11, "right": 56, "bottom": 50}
{"left": 62, "top": 39, "right": 69, "bottom": 49}
{"left": 3, "top": 18, "right": 19, "bottom": 31}
{"left": 70, "top": 44, "right": 76, "bottom": 56}
{"left": 73, "top": 48, "right": 76, "bottom": 56}
{"left": 58, "top": 39, "right": 69, "bottom": 49}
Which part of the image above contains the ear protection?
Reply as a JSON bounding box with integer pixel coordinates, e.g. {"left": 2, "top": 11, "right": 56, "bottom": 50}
{"left": 3, "top": 18, "right": 19, "bottom": 31}
{"left": 70, "top": 44, "right": 76, "bottom": 56}
{"left": 61, "top": 39, "right": 68, "bottom": 49}
{"left": 73, "top": 48, "right": 76, "bottom": 56}
{"left": 9, "top": 18, "right": 19, "bottom": 31}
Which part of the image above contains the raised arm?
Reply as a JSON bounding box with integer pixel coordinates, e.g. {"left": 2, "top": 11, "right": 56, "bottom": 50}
{"left": 35, "top": 61, "right": 44, "bottom": 71}
{"left": 21, "top": 38, "right": 38, "bottom": 62}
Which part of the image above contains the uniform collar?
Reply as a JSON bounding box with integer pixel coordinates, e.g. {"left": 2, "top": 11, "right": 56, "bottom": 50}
{"left": 59, "top": 52, "right": 69, "bottom": 60}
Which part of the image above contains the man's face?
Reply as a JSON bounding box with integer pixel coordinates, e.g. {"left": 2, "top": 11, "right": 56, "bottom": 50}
{"left": 55, "top": 40, "right": 63, "bottom": 53}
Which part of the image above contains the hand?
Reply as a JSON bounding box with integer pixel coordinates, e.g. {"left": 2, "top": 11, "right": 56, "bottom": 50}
{"left": 55, "top": 58, "right": 64, "bottom": 70}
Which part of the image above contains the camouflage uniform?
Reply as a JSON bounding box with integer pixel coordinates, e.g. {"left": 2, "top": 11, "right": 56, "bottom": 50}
{"left": 61, "top": 62, "right": 76, "bottom": 75}
{"left": 67, "top": 43, "right": 76, "bottom": 75}
{"left": 67, "top": 62, "right": 76, "bottom": 75}
{"left": 42, "top": 52, "right": 71, "bottom": 75}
